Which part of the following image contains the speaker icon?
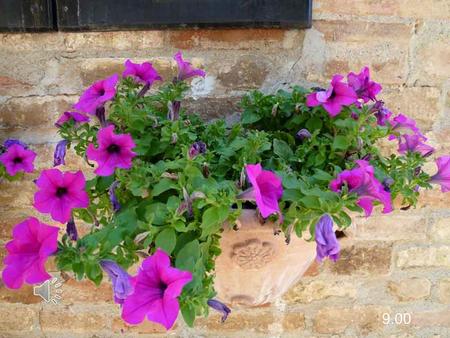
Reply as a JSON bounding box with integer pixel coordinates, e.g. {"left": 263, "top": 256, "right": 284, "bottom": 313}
{"left": 33, "top": 277, "right": 63, "bottom": 304}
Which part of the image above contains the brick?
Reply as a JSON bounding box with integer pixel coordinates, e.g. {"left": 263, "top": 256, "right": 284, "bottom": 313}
{"left": 32, "top": 144, "right": 93, "bottom": 173}
{"left": 353, "top": 213, "right": 426, "bottom": 241}
{"left": 0, "top": 75, "right": 32, "bottom": 96}
{"left": 313, "top": 305, "right": 389, "bottom": 335}
{"left": 411, "top": 310, "right": 450, "bottom": 327}
{"left": 283, "top": 279, "right": 357, "bottom": 304}
{"left": 0, "top": 180, "right": 37, "bottom": 211}
{"left": 410, "top": 21, "right": 450, "bottom": 87}
{"left": 314, "top": 0, "right": 449, "bottom": 19}
{"left": 380, "top": 87, "right": 441, "bottom": 132}
{"left": 63, "top": 31, "right": 164, "bottom": 52}
{"left": 418, "top": 189, "right": 450, "bottom": 210}
{"left": 217, "top": 56, "right": 269, "bottom": 90}
{"left": 0, "top": 96, "right": 76, "bottom": 129}
{"left": 314, "top": 20, "right": 411, "bottom": 43}
{"left": 438, "top": 278, "right": 450, "bottom": 304}
{"left": 0, "top": 304, "right": 39, "bottom": 332}
{"left": 387, "top": 278, "right": 431, "bottom": 301}
{"left": 430, "top": 217, "right": 450, "bottom": 243}
{"left": 322, "top": 242, "right": 392, "bottom": 275}
{"left": 167, "top": 29, "right": 287, "bottom": 50}
{"left": 40, "top": 307, "right": 110, "bottom": 332}
{"left": 282, "top": 312, "right": 305, "bottom": 331}
{"left": 396, "top": 246, "right": 450, "bottom": 268}
{"left": 112, "top": 317, "right": 167, "bottom": 334}
{"left": 0, "top": 280, "right": 41, "bottom": 304}
{"left": 313, "top": 20, "right": 411, "bottom": 85}
{"left": 60, "top": 279, "right": 113, "bottom": 304}
{"left": 0, "top": 127, "right": 60, "bottom": 145}
{"left": 195, "top": 311, "right": 274, "bottom": 332}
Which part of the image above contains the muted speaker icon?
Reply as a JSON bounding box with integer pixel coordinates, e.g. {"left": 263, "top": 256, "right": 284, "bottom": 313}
{"left": 33, "top": 277, "right": 63, "bottom": 304}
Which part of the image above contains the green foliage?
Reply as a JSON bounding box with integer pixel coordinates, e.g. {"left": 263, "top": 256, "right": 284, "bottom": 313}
{"left": 56, "top": 71, "right": 437, "bottom": 327}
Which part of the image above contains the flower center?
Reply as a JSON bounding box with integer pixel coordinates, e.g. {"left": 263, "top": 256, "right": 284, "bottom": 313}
{"left": 56, "top": 187, "right": 68, "bottom": 197}
{"left": 13, "top": 157, "right": 23, "bottom": 164}
{"left": 107, "top": 144, "right": 120, "bottom": 154}
{"left": 98, "top": 88, "right": 105, "bottom": 96}
{"left": 158, "top": 281, "right": 168, "bottom": 294}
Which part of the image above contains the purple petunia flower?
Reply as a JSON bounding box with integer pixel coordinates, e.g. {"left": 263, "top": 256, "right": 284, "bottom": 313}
{"left": 371, "top": 100, "right": 392, "bottom": 126}
{"left": 66, "top": 218, "right": 78, "bottom": 241}
{"left": 123, "top": 59, "right": 162, "bottom": 86}
{"left": 3, "top": 139, "right": 28, "bottom": 149}
{"left": 0, "top": 143, "right": 36, "bottom": 176}
{"left": 2, "top": 217, "right": 59, "bottom": 289}
{"left": 53, "top": 140, "right": 68, "bottom": 167}
{"left": 207, "top": 299, "right": 231, "bottom": 322}
{"left": 389, "top": 114, "right": 425, "bottom": 140}
{"left": 430, "top": 156, "right": 450, "bottom": 192}
{"left": 121, "top": 248, "right": 192, "bottom": 329}
{"left": 174, "top": 51, "right": 206, "bottom": 82}
{"left": 109, "top": 181, "right": 121, "bottom": 212}
{"left": 73, "top": 74, "right": 119, "bottom": 115}
{"left": 398, "top": 134, "right": 435, "bottom": 157}
{"left": 55, "top": 111, "right": 90, "bottom": 128}
{"left": 86, "top": 125, "right": 136, "bottom": 177}
{"left": 306, "top": 75, "right": 358, "bottom": 117}
{"left": 188, "top": 141, "right": 207, "bottom": 159}
{"left": 315, "top": 214, "right": 340, "bottom": 262}
{"left": 100, "top": 259, "right": 134, "bottom": 304}
{"left": 238, "top": 163, "right": 283, "bottom": 219}
{"left": 330, "top": 160, "right": 393, "bottom": 217}
{"left": 33, "top": 169, "right": 90, "bottom": 223}
{"left": 347, "top": 66, "right": 382, "bottom": 103}
{"left": 296, "top": 129, "right": 312, "bottom": 141}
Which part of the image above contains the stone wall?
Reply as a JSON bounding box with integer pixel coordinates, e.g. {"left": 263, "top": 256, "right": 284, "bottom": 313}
{"left": 0, "top": 0, "right": 449, "bottom": 337}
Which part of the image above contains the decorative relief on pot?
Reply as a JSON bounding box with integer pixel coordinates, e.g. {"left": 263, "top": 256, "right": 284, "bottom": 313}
{"left": 231, "top": 238, "right": 275, "bottom": 269}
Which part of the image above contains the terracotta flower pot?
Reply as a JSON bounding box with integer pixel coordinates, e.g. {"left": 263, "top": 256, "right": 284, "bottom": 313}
{"left": 214, "top": 209, "right": 317, "bottom": 307}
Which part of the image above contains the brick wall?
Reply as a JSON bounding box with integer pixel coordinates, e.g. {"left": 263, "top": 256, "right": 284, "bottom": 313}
{"left": 0, "top": 1, "right": 449, "bottom": 337}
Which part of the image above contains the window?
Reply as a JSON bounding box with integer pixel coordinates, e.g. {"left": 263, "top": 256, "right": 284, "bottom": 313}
{"left": 0, "top": 0, "right": 312, "bottom": 32}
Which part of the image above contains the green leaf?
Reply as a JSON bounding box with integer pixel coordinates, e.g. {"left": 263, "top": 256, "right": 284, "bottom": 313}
{"left": 283, "top": 189, "right": 303, "bottom": 202}
{"left": 152, "top": 178, "right": 178, "bottom": 197}
{"left": 85, "top": 261, "right": 103, "bottom": 285}
{"left": 181, "top": 303, "right": 196, "bottom": 327}
{"left": 201, "top": 205, "right": 229, "bottom": 237}
{"left": 176, "top": 240, "right": 200, "bottom": 272}
{"left": 155, "top": 228, "right": 177, "bottom": 254}
{"left": 306, "top": 116, "right": 323, "bottom": 130}
{"left": 332, "top": 135, "right": 349, "bottom": 150}
{"left": 241, "top": 110, "right": 261, "bottom": 124}
{"left": 273, "top": 139, "right": 294, "bottom": 160}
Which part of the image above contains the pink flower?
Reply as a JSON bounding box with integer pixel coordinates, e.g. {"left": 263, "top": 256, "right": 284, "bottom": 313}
{"left": 430, "top": 156, "right": 450, "bottom": 192}
{"left": 55, "top": 111, "right": 90, "bottom": 127}
{"left": 347, "top": 67, "right": 382, "bottom": 102}
{"left": 73, "top": 74, "right": 119, "bottom": 114}
{"left": 123, "top": 60, "right": 162, "bottom": 86}
{"left": 330, "top": 160, "right": 393, "bottom": 217}
{"left": 238, "top": 163, "right": 283, "bottom": 218}
{"left": 398, "top": 134, "right": 435, "bottom": 157}
{"left": 174, "top": 51, "right": 206, "bottom": 81}
{"left": 2, "top": 217, "right": 59, "bottom": 289}
{"left": 34, "top": 169, "right": 89, "bottom": 223}
{"left": 86, "top": 125, "right": 136, "bottom": 176}
{"left": 121, "top": 248, "right": 192, "bottom": 329}
{"left": 306, "top": 75, "right": 358, "bottom": 117}
{"left": 0, "top": 143, "right": 36, "bottom": 176}
{"left": 389, "top": 114, "right": 425, "bottom": 140}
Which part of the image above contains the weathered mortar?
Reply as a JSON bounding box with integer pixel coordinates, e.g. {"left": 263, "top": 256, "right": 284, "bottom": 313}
{"left": 0, "top": 0, "right": 449, "bottom": 337}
